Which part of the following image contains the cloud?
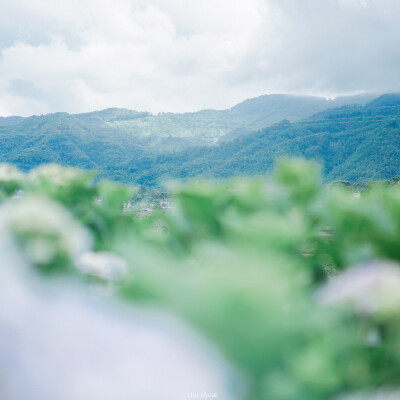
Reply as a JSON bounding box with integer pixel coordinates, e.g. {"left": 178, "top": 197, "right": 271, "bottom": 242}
{"left": 0, "top": 0, "right": 399, "bottom": 116}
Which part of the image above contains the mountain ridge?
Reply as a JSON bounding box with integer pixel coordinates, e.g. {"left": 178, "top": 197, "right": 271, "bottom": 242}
{"left": 0, "top": 93, "right": 377, "bottom": 146}
{"left": 2, "top": 93, "right": 399, "bottom": 185}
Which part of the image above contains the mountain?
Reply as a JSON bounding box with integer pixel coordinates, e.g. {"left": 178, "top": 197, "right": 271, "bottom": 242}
{"left": 0, "top": 93, "right": 375, "bottom": 155}
{"left": 0, "top": 116, "right": 24, "bottom": 127}
{"left": 367, "top": 93, "right": 400, "bottom": 107}
{"left": 116, "top": 93, "right": 400, "bottom": 184}
{"left": 218, "top": 93, "right": 376, "bottom": 142}
{"left": 2, "top": 93, "right": 399, "bottom": 184}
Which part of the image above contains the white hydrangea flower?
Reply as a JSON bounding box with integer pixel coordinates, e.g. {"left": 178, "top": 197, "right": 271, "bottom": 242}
{"left": 316, "top": 260, "right": 400, "bottom": 315}
{"left": 0, "top": 163, "right": 25, "bottom": 182}
{"left": 76, "top": 251, "right": 128, "bottom": 281}
{"left": 0, "top": 196, "right": 92, "bottom": 265}
{"left": 29, "top": 164, "right": 85, "bottom": 186}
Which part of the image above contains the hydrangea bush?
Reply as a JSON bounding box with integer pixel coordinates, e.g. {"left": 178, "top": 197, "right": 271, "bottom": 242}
{"left": 1, "top": 160, "right": 400, "bottom": 400}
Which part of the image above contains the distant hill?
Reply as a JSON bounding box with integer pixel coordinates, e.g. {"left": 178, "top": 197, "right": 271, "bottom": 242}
{"left": 2, "top": 93, "right": 400, "bottom": 184}
{"left": 218, "top": 93, "right": 376, "bottom": 142}
{"left": 0, "top": 93, "right": 375, "bottom": 154}
{"left": 81, "top": 93, "right": 375, "bottom": 147}
{"left": 0, "top": 116, "right": 24, "bottom": 127}
{"left": 116, "top": 94, "right": 400, "bottom": 184}
{"left": 367, "top": 93, "right": 400, "bottom": 107}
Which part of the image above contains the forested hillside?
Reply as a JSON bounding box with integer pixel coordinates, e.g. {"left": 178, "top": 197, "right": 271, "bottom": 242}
{"left": 120, "top": 94, "right": 400, "bottom": 184}
{"left": 0, "top": 93, "right": 373, "bottom": 154}
{"left": 1, "top": 93, "right": 399, "bottom": 185}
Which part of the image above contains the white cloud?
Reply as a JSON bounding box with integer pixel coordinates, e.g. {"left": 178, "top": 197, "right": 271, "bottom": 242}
{"left": 0, "top": 0, "right": 399, "bottom": 116}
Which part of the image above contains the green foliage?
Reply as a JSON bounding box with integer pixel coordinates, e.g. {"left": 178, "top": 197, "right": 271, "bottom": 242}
{"left": 2, "top": 160, "right": 400, "bottom": 399}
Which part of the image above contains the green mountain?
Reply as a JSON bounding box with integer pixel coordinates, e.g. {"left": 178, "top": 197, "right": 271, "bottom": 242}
{"left": 0, "top": 93, "right": 374, "bottom": 154}
{"left": 0, "top": 116, "right": 24, "bottom": 127}
{"left": 116, "top": 93, "right": 400, "bottom": 184}
{"left": 105, "top": 93, "right": 373, "bottom": 146}
{"left": 2, "top": 93, "right": 398, "bottom": 185}
{"left": 218, "top": 93, "right": 375, "bottom": 142}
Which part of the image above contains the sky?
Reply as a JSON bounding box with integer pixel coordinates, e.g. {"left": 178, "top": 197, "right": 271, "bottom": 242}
{"left": 0, "top": 0, "right": 399, "bottom": 116}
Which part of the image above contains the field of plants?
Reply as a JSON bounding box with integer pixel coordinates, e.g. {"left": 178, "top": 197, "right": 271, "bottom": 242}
{"left": 1, "top": 159, "right": 400, "bottom": 400}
